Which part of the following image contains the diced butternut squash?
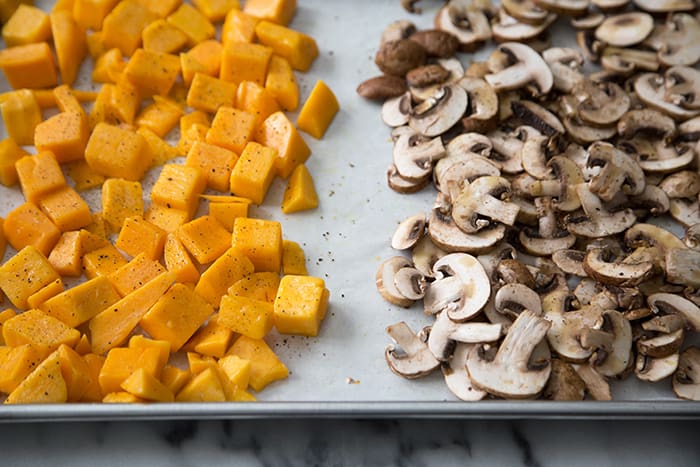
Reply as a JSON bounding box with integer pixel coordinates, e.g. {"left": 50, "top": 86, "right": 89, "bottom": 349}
{"left": 128, "top": 335, "right": 170, "bottom": 371}
{"left": 222, "top": 9, "right": 259, "bottom": 45}
{"left": 208, "top": 201, "right": 248, "bottom": 231}
{"left": 72, "top": 0, "right": 120, "bottom": 31}
{"left": 256, "top": 111, "right": 310, "bottom": 179}
{"left": 163, "top": 233, "right": 200, "bottom": 283}
{"left": 186, "top": 73, "right": 237, "bottom": 114}
{"left": 74, "top": 334, "right": 92, "bottom": 355}
{"left": 92, "top": 48, "right": 125, "bottom": 84}
{"left": 135, "top": 96, "right": 183, "bottom": 138}
{"left": 34, "top": 111, "right": 90, "bottom": 164}
{"left": 140, "top": 283, "right": 213, "bottom": 352}
{"left": 0, "top": 309, "right": 16, "bottom": 345}
{"left": 53, "top": 85, "right": 88, "bottom": 115}
{"left": 144, "top": 204, "right": 190, "bottom": 234}
{"left": 227, "top": 272, "right": 280, "bottom": 303}
{"left": 179, "top": 39, "right": 222, "bottom": 86}
{"left": 115, "top": 217, "right": 167, "bottom": 260}
{"left": 26, "top": 278, "right": 64, "bottom": 309}
{"left": 107, "top": 76, "right": 142, "bottom": 125}
{"left": 177, "top": 122, "right": 208, "bottom": 156}
{"left": 0, "top": 246, "right": 60, "bottom": 310}
{"left": 220, "top": 41, "right": 272, "bottom": 86}
{"left": 181, "top": 109, "right": 210, "bottom": 133}
{"left": 0, "top": 137, "right": 27, "bottom": 186}
{"left": 236, "top": 81, "right": 281, "bottom": 131}
{"left": 265, "top": 55, "right": 298, "bottom": 111}
{"left": 124, "top": 48, "right": 181, "bottom": 97}
{"left": 217, "top": 354, "right": 250, "bottom": 391}
{"left": 182, "top": 314, "right": 233, "bottom": 358}
{"left": 38, "top": 186, "right": 93, "bottom": 232}
{"left": 80, "top": 353, "right": 106, "bottom": 401}
{"left": 229, "top": 141, "right": 277, "bottom": 205}
{"left": 175, "top": 366, "right": 225, "bottom": 401}
{"left": 3, "top": 202, "right": 62, "bottom": 256}
{"left": 142, "top": 19, "right": 188, "bottom": 54}
{"left": 15, "top": 152, "right": 66, "bottom": 205}
{"left": 0, "top": 42, "right": 58, "bottom": 90}
{"left": 194, "top": 247, "right": 254, "bottom": 308}
{"left": 206, "top": 106, "right": 256, "bottom": 155}
{"left": 86, "top": 30, "right": 108, "bottom": 58}
{"left": 243, "top": 0, "right": 295, "bottom": 26}
{"left": 219, "top": 294, "right": 273, "bottom": 339}
{"left": 296, "top": 80, "right": 339, "bottom": 139}
{"left": 5, "top": 350, "right": 68, "bottom": 404}
{"left": 82, "top": 244, "right": 127, "bottom": 279}
{"left": 57, "top": 343, "right": 92, "bottom": 402}
{"left": 101, "top": 0, "right": 156, "bottom": 56}
{"left": 231, "top": 217, "right": 283, "bottom": 273}
{"left": 50, "top": 9, "right": 88, "bottom": 86}
{"left": 136, "top": 0, "right": 181, "bottom": 18}
{"left": 282, "top": 239, "right": 307, "bottom": 275}
{"left": 2, "top": 5, "right": 51, "bottom": 47}
{"left": 89, "top": 271, "right": 175, "bottom": 355}
{"left": 186, "top": 351, "right": 216, "bottom": 374}
{"left": 227, "top": 335, "right": 288, "bottom": 392}
{"left": 281, "top": 163, "right": 319, "bottom": 214}
{"left": 101, "top": 178, "right": 144, "bottom": 233}
{"left": 98, "top": 346, "right": 162, "bottom": 393}
{"left": 84, "top": 212, "right": 108, "bottom": 240}
{"left": 108, "top": 253, "right": 166, "bottom": 297}
{"left": 121, "top": 367, "right": 174, "bottom": 401}
{"left": 138, "top": 128, "right": 180, "bottom": 168}
{"left": 185, "top": 141, "right": 238, "bottom": 193}
{"left": 102, "top": 391, "right": 145, "bottom": 402}
{"left": 3, "top": 309, "right": 81, "bottom": 355}
{"left": 177, "top": 215, "right": 231, "bottom": 265}
{"left": 1, "top": 89, "right": 43, "bottom": 145}
{"left": 273, "top": 274, "right": 329, "bottom": 337}
{"left": 192, "top": 0, "right": 238, "bottom": 22}
{"left": 85, "top": 123, "right": 152, "bottom": 181}
{"left": 41, "top": 275, "right": 121, "bottom": 327}
{"left": 151, "top": 164, "right": 206, "bottom": 219}
{"left": 166, "top": 3, "right": 215, "bottom": 46}
{"left": 0, "top": 344, "right": 43, "bottom": 394}
{"left": 255, "top": 20, "right": 317, "bottom": 72}
{"left": 160, "top": 364, "right": 190, "bottom": 395}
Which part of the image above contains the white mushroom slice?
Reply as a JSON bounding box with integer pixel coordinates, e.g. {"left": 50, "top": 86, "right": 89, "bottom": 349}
{"left": 595, "top": 12, "right": 654, "bottom": 47}
{"left": 658, "top": 171, "right": 700, "bottom": 199}
{"left": 665, "top": 248, "right": 700, "bottom": 288}
{"left": 376, "top": 256, "right": 415, "bottom": 308}
{"left": 424, "top": 253, "right": 491, "bottom": 321}
{"left": 600, "top": 46, "right": 659, "bottom": 74}
{"left": 476, "top": 242, "right": 518, "bottom": 282}
{"left": 385, "top": 322, "right": 440, "bottom": 378}
{"left": 436, "top": 154, "right": 501, "bottom": 202}
{"left": 625, "top": 223, "right": 687, "bottom": 252}
{"left": 380, "top": 19, "right": 416, "bottom": 45}
{"left": 542, "top": 359, "right": 586, "bottom": 401}
{"left": 571, "top": 12, "right": 605, "bottom": 30}
{"left": 381, "top": 92, "right": 412, "bottom": 128}
{"left": 387, "top": 165, "right": 430, "bottom": 194}
{"left": 428, "top": 208, "right": 507, "bottom": 253}
{"left": 572, "top": 363, "right": 612, "bottom": 400}
{"left": 535, "top": 0, "right": 590, "bottom": 16}
{"left": 669, "top": 198, "right": 700, "bottom": 227}
{"left": 637, "top": 329, "right": 684, "bottom": 358}
{"left": 502, "top": 0, "right": 549, "bottom": 25}
{"left": 394, "top": 267, "right": 427, "bottom": 301}
{"left": 634, "top": 73, "right": 700, "bottom": 120}
{"left": 452, "top": 176, "right": 520, "bottom": 233}
{"left": 648, "top": 293, "right": 700, "bottom": 331}
{"left": 408, "top": 84, "right": 468, "bottom": 137}
{"left": 392, "top": 127, "right": 446, "bottom": 182}
{"left": 543, "top": 47, "right": 585, "bottom": 93}
{"left": 642, "top": 314, "right": 686, "bottom": 334}
{"left": 591, "top": 0, "right": 629, "bottom": 10}
{"left": 664, "top": 66, "right": 700, "bottom": 110}
{"left": 486, "top": 129, "right": 526, "bottom": 174}
{"left": 636, "top": 353, "right": 679, "bottom": 383}
{"left": 684, "top": 223, "right": 700, "bottom": 250}
{"left": 582, "top": 248, "right": 654, "bottom": 287}
{"left": 434, "top": 0, "right": 492, "bottom": 52}
{"left": 574, "top": 80, "right": 631, "bottom": 127}
{"left": 644, "top": 14, "right": 700, "bottom": 67}
{"left": 552, "top": 249, "right": 587, "bottom": 277}
{"left": 634, "top": 0, "right": 694, "bottom": 12}
{"left": 494, "top": 283, "right": 542, "bottom": 319}
{"left": 589, "top": 311, "right": 632, "bottom": 377}
{"left": 491, "top": 9, "right": 557, "bottom": 43}
{"left": 531, "top": 156, "right": 583, "bottom": 211}
{"left": 494, "top": 259, "right": 536, "bottom": 289}
{"left": 391, "top": 213, "right": 427, "bottom": 250}
{"left": 428, "top": 311, "right": 503, "bottom": 360}
{"left": 544, "top": 290, "right": 603, "bottom": 362}
{"left": 512, "top": 101, "right": 564, "bottom": 137}
{"left": 457, "top": 76, "right": 499, "bottom": 132}
{"left": 411, "top": 235, "right": 448, "bottom": 278}
{"left": 617, "top": 108, "right": 676, "bottom": 142}
{"left": 565, "top": 184, "right": 636, "bottom": 238}
{"left": 673, "top": 347, "right": 700, "bottom": 400}
{"left": 443, "top": 343, "right": 488, "bottom": 401}
{"left": 485, "top": 42, "right": 554, "bottom": 96}
{"left": 466, "top": 310, "right": 552, "bottom": 399}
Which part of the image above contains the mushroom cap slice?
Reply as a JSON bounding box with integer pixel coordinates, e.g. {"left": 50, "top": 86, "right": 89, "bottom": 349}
{"left": 565, "top": 184, "right": 637, "bottom": 238}
{"left": 428, "top": 208, "right": 506, "bottom": 253}
{"left": 434, "top": 0, "right": 493, "bottom": 52}
{"left": 684, "top": 223, "right": 700, "bottom": 250}
{"left": 466, "top": 310, "right": 552, "bottom": 399}
{"left": 394, "top": 267, "right": 428, "bottom": 301}
{"left": 511, "top": 100, "right": 565, "bottom": 136}
{"left": 391, "top": 213, "right": 427, "bottom": 250}
{"left": 595, "top": 12, "right": 654, "bottom": 47}
{"left": 542, "top": 359, "right": 586, "bottom": 401}
{"left": 535, "top": 0, "right": 590, "bottom": 16}
{"left": 502, "top": 0, "right": 549, "bottom": 25}
{"left": 664, "top": 66, "right": 700, "bottom": 110}
{"left": 552, "top": 249, "right": 587, "bottom": 277}
{"left": 582, "top": 248, "right": 654, "bottom": 287}
{"left": 428, "top": 310, "right": 503, "bottom": 361}
{"left": 491, "top": 9, "right": 557, "bottom": 42}
{"left": 572, "top": 363, "right": 612, "bottom": 400}
{"left": 665, "top": 248, "right": 700, "bottom": 288}
{"left": 648, "top": 292, "right": 700, "bottom": 332}
{"left": 443, "top": 343, "right": 488, "bottom": 401}
{"left": 392, "top": 127, "right": 446, "bottom": 182}
{"left": 673, "top": 346, "right": 700, "bottom": 400}
{"left": 658, "top": 170, "right": 700, "bottom": 199}
{"left": 637, "top": 328, "right": 684, "bottom": 358}
{"left": 411, "top": 235, "right": 448, "bottom": 278}
{"left": 669, "top": 198, "right": 700, "bottom": 227}
{"left": 385, "top": 322, "right": 440, "bottom": 379}
{"left": 590, "top": 310, "right": 632, "bottom": 377}
{"left": 376, "top": 256, "right": 415, "bottom": 308}
{"left": 545, "top": 298, "right": 604, "bottom": 362}
{"left": 625, "top": 223, "right": 686, "bottom": 251}
{"left": 452, "top": 176, "right": 520, "bottom": 233}
{"left": 575, "top": 80, "right": 631, "bottom": 127}
{"left": 634, "top": 0, "right": 694, "bottom": 12}
{"left": 381, "top": 92, "right": 412, "bottom": 128}
{"left": 634, "top": 73, "right": 700, "bottom": 121}
{"left": 644, "top": 14, "right": 700, "bottom": 67}
{"left": 457, "top": 76, "right": 500, "bottom": 132}
{"left": 485, "top": 42, "right": 554, "bottom": 96}
{"left": 494, "top": 283, "right": 542, "bottom": 319}
{"left": 408, "top": 84, "right": 468, "bottom": 137}
{"left": 636, "top": 353, "right": 680, "bottom": 383}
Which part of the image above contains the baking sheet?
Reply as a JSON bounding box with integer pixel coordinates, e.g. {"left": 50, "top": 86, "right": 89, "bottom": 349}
{"left": 1, "top": 0, "right": 699, "bottom": 420}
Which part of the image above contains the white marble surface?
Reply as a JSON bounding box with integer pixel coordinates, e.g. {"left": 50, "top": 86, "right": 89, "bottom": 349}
{"left": 1, "top": 419, "right": 699, "bottom": 466}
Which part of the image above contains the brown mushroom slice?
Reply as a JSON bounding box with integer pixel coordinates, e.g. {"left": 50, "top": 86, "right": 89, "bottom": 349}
{"left": 595, "top": 12, "right": 654, "bottom": 47}
{"left": 645, "top": 14, "right": 700, "bottom": 67}
{"left": 670, "top": 198, "right": 700, "bottom": 227}
{"left": 571, "top": 12, "right": 605, "bottom": 30}
{"left": 634, "top": 0, "right": 695, "bottom": 12}
{"left": 542, "top": 47, "right": 585, "bottom": 93}
{"left": 636, "top": 353, "right": 679, "bottom": 383}
{"left": 491, "top": 9, "right": 557, "bottom": 43}
{"left": 466, "top": 310, "right": 551, "bottom": 398}
{"left": 494, "top": 259, "right": 536, "bottom": 289}
{"left": 634, "top": 73, "right": 700, "bottom": 120}
{"left": 424, "top": 253, "right": 491, "bottom": 321}
{"left": 502, "top": 0, "right": 549, "bottom": 25}
{"left": 392, "top": 127, "right": 446, "bottom": 182}
{"left": 434, "top": 0, "right": 493, "bottom": 52}
{"left": 665, "top": 248, "right": 700, "bottom": 288}
{"left": 642, "top": 313, "right": 686, "bottom": 334}
{"left": 408, "top": 58, "right": 464, "bottom": 103}
{"left": 452, "top": 176, "right": 520, "bottom": 233}
{"left": 376, "top": 256, "right": 415, "bottom": 308}
{"left": 673, "top": 346, "right": 700, "bottom": 400}
{"left": 684, "top": 223, "right": 700, "bottom": 250}
{"left": 625, "top": 223, "right": 686, "bottom": 253}
{"left": 617, "top": 108, "right": 677, "bottom": 141}
{"left": 387, "top": 164, "right": 430, "bottom": 194}
{"left": 591, "top": 0, "right": 629, "bottom": 10}
{"left": 428, "top": 208, "right": 507, "bottom": 253}
{"left": 572, "top": 363, "right": 612, "bottom": 400}
{"left": 381, "top": 92, "right": 412, "bottom": 128}
{"left": 429, "top": 311, "right": 503, "bottom": 361}
{"left": 678, "top": 116, "right": 700, "bottom": 142}
{"left": 637, "top": 329, "right": 684, "bottom": 358}
{"left": 409, "top": 30, "right": 461, "bottom": 59}
{"left": 577, "top": 30, "right": 604, "bottom": 63}
{"left": 391, "top": 213, "right": 427, "bottom": 251}
{"left": 648, "top": 292, "right": 700, "bottom": 331}
{"left": 565, "top": 184, "right": 636, "bottom": 238}
{"left": 519, "top": 197, "right": 576, "bottom": 256}
{"left": 476, "top": 242, "right": 518, "bottom": 282}
{"left": 519, "top": 127, "right": 555, "bottom": 180}
{"left": 545, "top": 290, "right": 601, "bottom": 362}
{"left": 408, "top": 84, "right": 468, "bottom": 137}
{"left": 385, "top": 322, "right": 440, "bottom": 379}
{"left": 484, "top": 42, "right": 554, "bottom": 96}
{"left": 494, "top": 283, "right": 542, "bottom": 319}
{"left": 561, "top": 110, "right": 617, "bottom": 145}
{"left": 552, "top": 249, "right": 587, "bottom": 277}
{"left": 511, "top": 100, "right": 565, "bottom": 136}
{"left": 664, "top": 66, "right": 700, "bottom": 110}
{"left": 587, "top": 142, "right": 645, "bottom": 202}
{"left": 542, "top": 359, "right": 586, "bottom": 401}
{"left": 443, "top": 343, "right": 488, "bottom": 401}
{"left": 575, "top": 80, "right": 631, "bottom": 127}
{"left": 380, "top": 20, "right": 417, "bottom": 45}
{"left": 583, "top": 248, "right": 654, "bottom": 287}
{"left": 600, "top": 47, "right": 659, "bottom": 75}
{"left": 457, "top": 77, "right": 499, "bottom": 133}
{"left": 530, "top": 156, "right": 583, "bottom": 211}
{"left": 590, "top": 310, "right": 632, "bottom": 377}
{"left": 534, "top": 0, "right": 590, "bottom": 16}
{"left": 659, "top": 171, "right": 700, "bottom": 199}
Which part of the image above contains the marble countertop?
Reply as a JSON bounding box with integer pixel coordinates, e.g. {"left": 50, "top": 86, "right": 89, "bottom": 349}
{"left": 1, "top": 419, "right": 699, "bottom": 466}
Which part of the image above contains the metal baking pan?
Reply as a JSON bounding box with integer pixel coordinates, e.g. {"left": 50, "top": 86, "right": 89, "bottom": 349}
{"left": 1, "top": 0, "right": 699, "bottom": 421}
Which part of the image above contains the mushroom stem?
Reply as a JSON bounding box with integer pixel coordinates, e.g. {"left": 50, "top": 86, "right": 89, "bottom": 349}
{"left": 580, "top": 328, "right": 615, "bottom": 352}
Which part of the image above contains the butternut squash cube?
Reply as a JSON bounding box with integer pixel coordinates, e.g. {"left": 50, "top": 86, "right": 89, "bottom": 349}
{"left": 231, "top": 217, "right": 283, "bottom": 273}
{"left": 179, "top": 39, "right": 222, "bottom": 86}
{"left": 40, "top": 275, "right": 121, "bottom": 327}
{"left": 1, "top": 89, "right": 43, "bottom": 145}
{"left": 296, "top": 80, "right": 339, "bottom": 139}
{"left": 128, "top": 335, "right": 170, "bottom": 371}
{"left": 229, "top": 141, "right": 277, "bottom": 205}
{"left": 166, "top": 3, "right": 215, "bottom": 46}
{"left": 0, "top": 218, "right": 4, "bottom": 259}
{"left": 108, "top": 253, "right": 166, "bottom": 297}
{"left": 160, "top": 365, "right": 190, "bottom": 395}
{"left": 265, "top": 55, "right": 298, "bottom": 111}
{"left": 57, "top": 344, "right": 92, "bottom": 402}
{"left": 50, "top": 9, "right": 88, "bottom": 86}
{"left": 219, "top": 294, "right": 273, "bottom": 339}
{"left": 121, "top": 367, "right": 174, "bottom": 402}
{"left": 227, "top": 335, "right": 288, "bottom": 391}
{"left": 282, "top": 239, "right": 307, "bottom": 275}
{"left": 180, "top": 314, "right": 231, "bottom": 357}
{"left": 38, "top": 186, "right": 93, "bottom": 232}
{"left": 86, "top": 30, "right": 108, "bottom": 58}
{"left": 151, "top": 164, "right": 206, "bottom": 219}
{"left": 220, "top": 41, "right": 272, "bottom": 86}
{"left": 144, "top": 204, "right": 190, "bottom": 234}
{"left": 186, "top": 73, "right": 237, "bottom": 114}
{"left": 177, "top": 122, "right": 208, "bottom": 156}
{"left": 85, "top": 212, "right": 108, "bottom": 239}
{"left": 34, "top": 111, "right": 90, "bottom": 163}
{"left": 3, "top": 202, "right": 61, "bottom": 256}
{"left": 274, "top": 275, "right": 329, "bottom": 337}
{"left": 178, "top": 215, "right": 231, "bottom": 265}
{"left": 185, "top": 141, "right": 238, "bottom": 193}
{"left": 0, "top": 42, "right": 58, "bottom": 90}
{"left": 91, "top": 48, "right": 125, "bottom": 84}
{"left": 236, "top": 80, "right": 281, "bottom": 130}
{"left": 192, "top": 0, "right": 238, "bottom": 22}
{"left": 206, "top": 106, "right": 256, "bottom": 155}
{"left": 74, "top": 334, "right": 92, "bottom": 355}
{"left": 102, "top": 391, "right": 145, "bottom": 402}
{"left": 244, "top": 0, "right": 295, "bottom": 26}
{"left": 186, "top": 351, "right": 216, "bottom": 375}
{"left": 175, "top": 366, "right": 225, "bottom": 402}
{"left": 124, "top": 48, "right": 181, "bottom": 97}
{"left": 101, "top": 0, "right": 156, "bottom": 56}
{"left": 135, "top": 96, "right": 183, "bottom": 138}
{"left": 0, "top": 246, "right": 60, "bottom": 310}
{"left": 208, "top": 201, "right": 248, "bottom": 231}
{"left": 107, "top": 76, "right": 142, "bottom": 125}
{"left": 137, "top": 128, "right": 180, "bottom": 169}
{"left": 217, "top": 354, "right": 250, "bottom": 391}
{"left": 98, "top": 346, "right": 162, "bottom": 393}
{"left": 140, "top": 283, "right": 214, "bottom": 352}
{"left": 181, "top": 110, "right": 211, "bottom": 133}
{"left": 227, "top": 272, "right": 280, "bottom": 303}
{"left": 194, "top": 247, "right": 254, "bottom": 308}
{"left": 115, "top": 216, "right": 167, "bottom": 260}
{"left": 72, "top": 0, "right": 120, "bottom": 31}
{"left": 101, "top": 178, "right": 144, "bottom": 233}
{"left": 281, "top": 163, "right": 319, "bottom": 214}
{"left": 142, "top": 19, "right": 188, "bottom": 54}
{"left": 89, "top": 270, "right": 175, "bottom": 355}
{"left": 0, "top": 137, "right": 27, "bottom": 186}
{"left": 85, "top": 123, "right": 152, "bottom": 181}
{"left": 136, "top": 0, "right": 182, "bottom": 18}
{"left": 15, "top": 152, "right": 66, "bottom": 205}
{"left": 5, "top": 350, "right": 68, "bottom": 404}
{"left": 222, "top": 9, "right": 259, "bottom": 45}
{"left": 80, "top": 353, "right": 106, "bottom": 401}
{"left": 0, "top": 344, "right": 43, "bottom": 394}
{"left": 26, "top": 278, "right": 64, "bottom": 309}
{"left": 82, "top": 244, "right": 127, "bottom": 279}
{"left": 2, "top": 5, "right": 51, "bottom": 47}
{"left": 255, "top": 20, "right": 317, "bottom": 72}
{"left": 256, "top": 111, "right": 310, "bottom": 179}
{"left": 163, "top": 233, "right": 200, "bottom": 283}
{"left": 3, "top": 309, "right": 80, "bottom": 355}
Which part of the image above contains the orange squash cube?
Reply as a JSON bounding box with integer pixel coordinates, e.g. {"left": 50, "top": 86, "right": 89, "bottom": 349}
{"left": 220, "top": 41, "right": 272, "bottom": 86}
{"left": 34, "top": 111, "right": 89, "bottom": 164}
{"left": 206, "top": 106, "right": 256, "bottom": 155}
{"left": 222, "top": 9, "right": 259, "bottom": 45}
{"left": 86, "top": 30, "right": 108, "bottom": 58}
{"left": 101, "top": 178, "right": 144, "bottom": 233}
{"left": 138, "top": 128, "right": 180, "bottom": 167}
{"left": 296, "top": 79, "right": 339, "bottom": 139}
{"left": 243, "top": 0, "right": 295, "bottom": 26}
{"left": 256, "top": 111, "right": 310, "bottom": 179}
{"left": 92, "top": 48, "right": 125, "bottom": 83}
{"left": 231, "top": 217, "right": 283, "bottom": 272}
{"left": 282, "top": 239, "right": 307, "bottom": 275}
{"left": 107, "top": 76, "right": 143, "bottom": 125}
{"left": 175, "top": 366, "right": 226, "bottom": 402}
{"left": 186, "top": 73, "right": 237, "bottom": 114}
{"left": 142, "top": 19, "right": 188, "bottom": 54}
{"left": 80, "top": 353, "right": 106, "bottom": 401}
{"left": 192, "top": 0, "right": 239, "bottom": 22}
{"left": 274, "top": 274, "right": 329, "bottom": 336}
{"left": 227, "top": 335, "right": 288, "bottom": 391}
{"left": 48, "top": 230, "right": 105, "bottom": 276}
{"left": 98, "top": 346, "right": 162, "bottom": 394}
{"left": 281, "top": 163, "right": 319, "bottom": 214}
{"left": 124, "top": 48, "right": 181, "bottom": 97}
{"left": 3, "top": 309, "right": 81, "bottom": 355}
{"left": 115, "top": 216, "right": 167, "bottom": 260}
{"left": 82, "top": 244, "right": 127, "bottom": 279}
{"left": 179, "top": 39, "right": 222, "bottom": 86}
{"left": 255, "top": 20, "right": 317, "bottom": 72}
{"left": 136, "top": 0, "right": 182, "bottom": 18}
{"left": 144, "top": 204, "right": 190, "bottom": 233}
{"left": 0, "top": 246, "right": 59, "bottom": 310}
{"left": 108, "top": 253, "right": 166, "bottom": 296}
{"left": 5, "top": 350, "right": 68, "bottom": 404}
{"left": 101, "top": 0, "right": 156, "bottom": 56}
{"left": 160, "top": 365, "right": 190, "bottom": 395}
{"left": 2, "top": 5, "right": 51, "bottom": 47}
{"left": 265, "top": 55, "right": 299, "bottom": 111}
{"left": 219, "top": 294, "right": 273, "bottom": 339}
{"left": 50, "top": 9, "right": 88, "bottom": 86}
{"left": 229, "top": 141, "right": 277, "bottom": 205}
{"left": 0, "top": 137, "right": 27, "bottom": 186}
{"left": 15, "top": 152, "right": 66, "bottom": 204}
{"left": 1, "top": 89, "right": 43, "bottom": 145}
{"left": 228, "top": 271, "right": 280, "bottom": 303}
{"left": 185, "top": 141, "right": 238, "bottom": 193}
{"left": 121, "top": 367, "right": 174, "bottom": 402}
{"left": 38, "top": 186, "right": 92, "bottom": 232}
{"left": 26, "top": 277, "right": 64, "bottom": 309}
{"left": 208, "top": 201, "right": 248, "bottom": 231}
{"left": 128, "top": 335, "right": 170, "bottom": 372}
{"left": 177, "top": 215, "right": 231, "bottom": 265}
{"left": 235, "top": 80, "right": 281, "bottom": 130}
{"left": 102, "top": 391, "right": 145, "bottom": 402}
{"left": 85, "top": 123, "right": 152, "bottom": 181}
{"left": 182, "top": 314, "right": 233, "bottom": 358}
{"left": 3, "top": 203, "right": 61, "bottom": 257}
{"left": 194, "top": 247, "right": 254, "bottom": 308}
{"left": 135, "top": 96, "right": 183, "bottom": 138}
{"left": 166, "top": 3, "right": 215, "bottom": 46}
{"left": 217, "top": 354, "right": 251, "bottom": 391}
{"left": 41, "top": 275, "right": 121, "bottom": 327}
{"left": 163, "top": 233, "right": 200, "bottom": 283}
{"left": 0, "top": 42, "right": 58, "bottom": 90}
{"left": 0, "top": 344, "right": 43, "bottom": 394}
{"left": 151, "top": 164, "right": 206, "bottom": 218}
{"left": 57, "top": 344, "right": 92, "bottom": 402}
{"left": 72, "top": 0, "right": 120, "bottom": 31}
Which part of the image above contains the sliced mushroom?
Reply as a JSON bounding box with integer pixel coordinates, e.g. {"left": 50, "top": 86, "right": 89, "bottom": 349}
{"left": 385, "top": 322, "right": 440, "bottom": 378}
{"left": 535, "top": 0, "right": 590, "bottom": 16}
{"left": 434, "top": 0, "right": 493, "bottom": 52}
{"left": 394, "top": 267, "right": 428, "bottom": 301}
{"left": 665, "top": 248, "right": 700, "bottom": 288}
{"left": 429, "top": 310, "right": 503, "bottom": 361}
{"left": 408, "top": 58, "right": 464, "bottom": 102}
{"left": 595, "top": 12, "right": 654, "bottom": 47}
{"left": 565, "top": 184, "right": 637, "bottom": 238}
{"left": 635, "top": 353, "right": 679, "bottom": 383}
{"left": 545, "top": 290, "right": 602, "bottom": 362}
{"left": 684, "top": 223, "right": 700, "bottom": 250}
{"left": 409, "top": 30, "right": 461, "bottom": 59}
{"left": 494, "top": 259, "right": 536, "bottom": 289}
{"left": 634, "top": 73, "right": 700, "bottom": 121}
{"left": 435, "top": 154, "right": 501, "bottom": 202}
{"left": 494, "top": 283, "right": 542, "bottom": 319}
{"left": 502, "top": 0, "right": 550, "bottom": 25}
{"left": 673, "top": 346, "right": 700, "bottom": 400}
{"left": 486, "top": 128, "right": 526, "bottom": 174}
{"left": 380, "top": 20, "right": 417, "bottom": 45}
{"left": 387, "top": 164, "right": 430, "bottom": 194}
{"left": 543, "top": 47, "right": 585, "bottom": 93}
{"left": 552, "top": 249, "right": 587, "bottom": 277}
{"left": 617, "top": 108, "right": 676, "bottom": 142}
{"left": 591, "top": 0, "right": 630, "bottom": 10}
{"left": 542, "top": 359, "right": 586, "bottom": 401}
{"left": 583, "top": 248, "right": 654, "bottom": 287}
{"left": 409, "top": 84, "right": 468, "bottom": 137}
{"left": 589, "top": 310, "right": 632, "bottom": 377}
{"left": 392, "top": 126, "right": 446, "bottom": 182}
{"left": 642, "top": 313, "right": 686, "bottom": 334}
{"left": 636, "top": 328, "right": 684, "bottom": 358}
{"left": 376, "top": 256, "right": 416, "bottom": 308}
{"left": 391, "top": 213, "right": 427, "bottom": 251}
{"left": 658, "top": 171, "right": 700, "bottom": 199}
{"left": 357, "top": 75, "right": 408, "bottom": 101}
{"left": 443, "top": 343, "right": 488, "bottom": 401}
{"left": 457, "top": 76, "right": 499, "bottom": 133}
{"left": 484, "top": 42, "right": 554, "bottom": 96}
{"left": 411, "top": 235, "right": 448, "bottom": 279}
{"left": 382, "top": 92, "right": 412, "bottom": 128}
{"left": 467, "top": 310, "right": 552, "bottom": 398}
{"left": 572, "top": 363, "right": 612, "bottom": 400}
{"left": 530, "top": 156, "right": 583, "bottom": 211}
{"left": 670, "top": 198, "right": 700, "bottom": 227}
{"left": 600, "top": 46, "right": 659, "bottom": 75}
{"left": 452, "top": 176, "right": 520, "bottom": 233}
{"left": 644, "top": 13, "right": 700, "bottom": 67}
{"left": 428, "top": 207, "right": 507, "bottom": 253}
{"left": 664, "top": 66, "right": 700, "bottom": 110}
{"left": 491, "top": 8, "right": 557, "bottom": 43}
{"left": 519, "top": 197, "right": 577, "bottom": 256}
{"left": 574, "top": 80, "right": 631, "bottom": 127}
{"left": 648, "top": 292, "right": 700, "bottom": 331}
{"left": 634, "top": 0, "right": 695, "bottom": 12}
{"left": 511, "top": 100, "right": 565, "bottom": 136}
{"left": 571, "top": 12, "right": 605, "bottom": 30}
{"left": 625, "top": 223, "right": 686, "bottom": 253}
{"left": 587, "top": 142, "right": 645, "bottom": 202}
